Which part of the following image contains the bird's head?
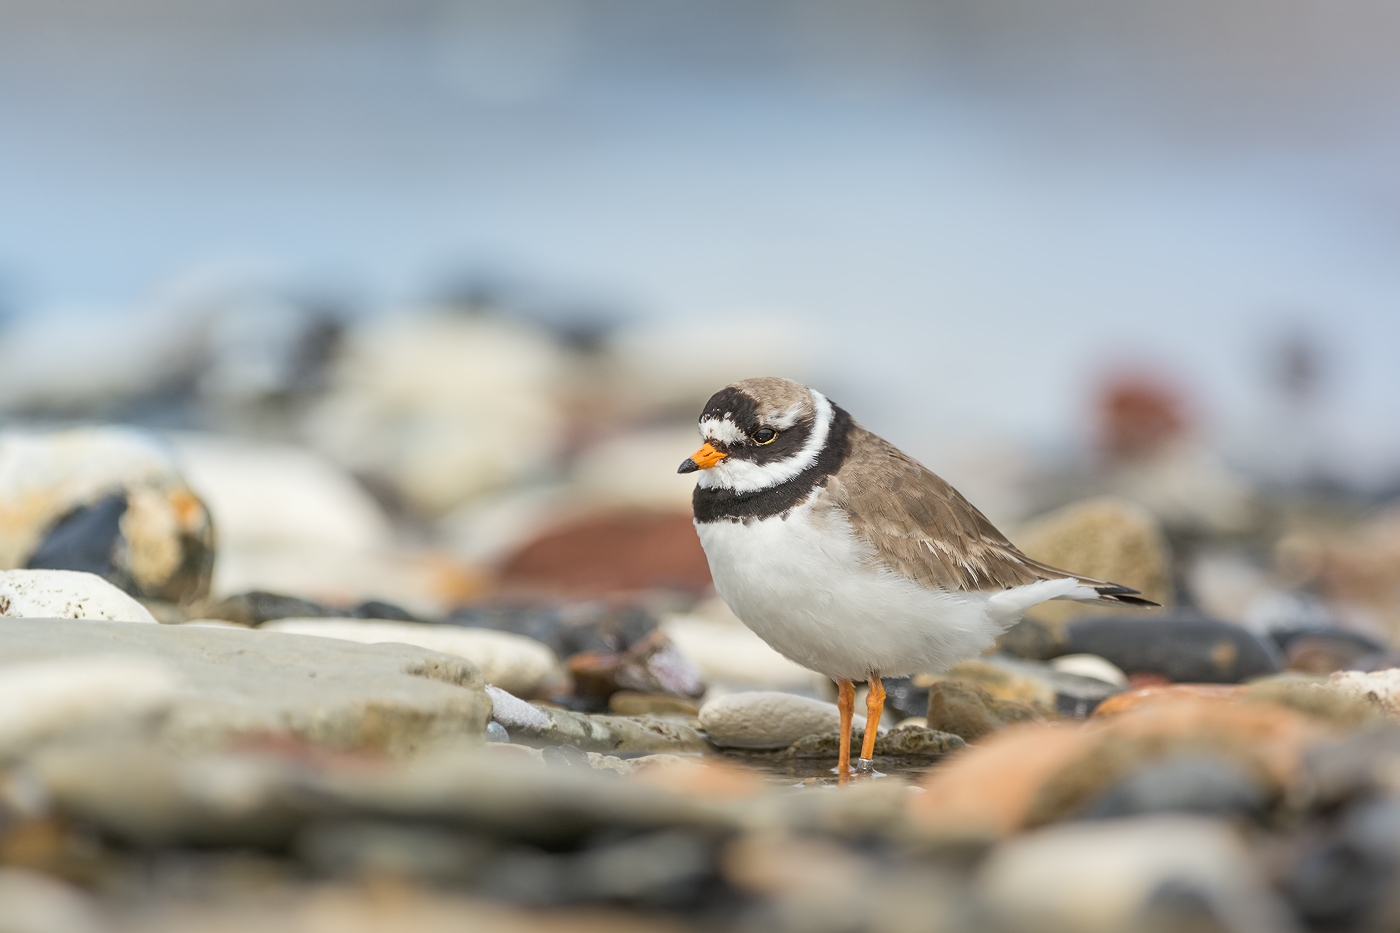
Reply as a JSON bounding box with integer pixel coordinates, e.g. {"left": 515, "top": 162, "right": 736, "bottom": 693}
{"left": 678, "top": 376, "right": 836, "bottom": 493}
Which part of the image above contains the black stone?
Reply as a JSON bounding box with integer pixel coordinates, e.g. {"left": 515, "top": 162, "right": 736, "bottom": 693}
{"left": 207, "top": 590, "right": 337, "bottom": 626}
{"left": 1289, "top": 798, "right": 1400, "bottom": 928}
{"left": 350, "top": 599, "right": 420, "bottom": 622}
{"left": 1062, "top": 612, "right": 1282, "bottom": 684}
{"left": 26, "top": 492, "right": 128, "bottom": 580}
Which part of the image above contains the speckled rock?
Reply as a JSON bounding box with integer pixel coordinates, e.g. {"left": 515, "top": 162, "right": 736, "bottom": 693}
{"left": 0, "top": 569, "right": 157, "bottom": 623}
{"left": 0, "top": 618, "right": 491, "bottom": 756}
{"left": 1327, "top": 669, "right": 1400, "bottom": 717}
{"left": 698, "top": 692, "right": 868, "bottom": 750}
{"left": 488, "top": 686, "right": 710, "bottom": 753}
{"left": 1014, "top": 497, "right": 1172, "bottom": 629}
{"left": 261, "top": 618, "right": 564, "bottom": 698}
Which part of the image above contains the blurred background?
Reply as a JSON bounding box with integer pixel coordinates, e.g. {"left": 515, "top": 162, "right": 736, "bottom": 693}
{"left": 2, "top": 0, "right": 1400, "bottom": 650}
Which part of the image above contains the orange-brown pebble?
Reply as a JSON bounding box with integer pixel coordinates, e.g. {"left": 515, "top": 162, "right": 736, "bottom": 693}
{"left": 909, "top": 723, "right": 1099, "bottom": 838}
{"left": 1091, "top": 683, "right": 1244, "bottom": 718}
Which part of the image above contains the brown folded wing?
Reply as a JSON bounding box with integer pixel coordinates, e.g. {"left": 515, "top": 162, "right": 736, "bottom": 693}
{"left": 826, "top": 425, "right": 1106, "bottom": 595}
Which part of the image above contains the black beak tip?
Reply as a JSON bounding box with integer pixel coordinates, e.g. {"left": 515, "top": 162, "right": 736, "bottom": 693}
{"left": 677, "top": 458, "right": 699, "bottom": 474}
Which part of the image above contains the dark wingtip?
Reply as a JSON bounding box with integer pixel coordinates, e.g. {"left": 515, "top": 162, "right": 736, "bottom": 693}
{"left": 677, "top": 458, "right": 699, "bottom": 474}
{"left": 1093, "top": 583, "right": 1161, "bottom": 608}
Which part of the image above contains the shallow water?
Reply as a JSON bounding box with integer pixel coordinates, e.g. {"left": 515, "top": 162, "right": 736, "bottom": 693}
{"left": 717, "top": 749, "right": 950, "bottom": 786}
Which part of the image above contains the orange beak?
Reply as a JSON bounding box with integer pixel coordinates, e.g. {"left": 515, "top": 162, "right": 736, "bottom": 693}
{"left": 677, "top": 442, "right": 728, "bottom": 474}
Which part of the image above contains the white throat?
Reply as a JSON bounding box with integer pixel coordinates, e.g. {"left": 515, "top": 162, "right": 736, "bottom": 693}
{"left": 697, "top": 389, "right": 834, "bottom": 493}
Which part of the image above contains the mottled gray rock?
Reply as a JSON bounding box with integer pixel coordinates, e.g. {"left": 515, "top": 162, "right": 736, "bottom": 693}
{"left": 977, "top": 816, "right": 1291, "bottom": 933}
{"left": 487, "top": 686, "right": 710, "bottom": 753}
{"left": 262, "top": 618, "right": 563, "bottom": 698}
{"left": 698, "top": 692, "right": 868, "bottom": 750}
{"left": 0, "top": 618, "right": 491, "bottom": 756}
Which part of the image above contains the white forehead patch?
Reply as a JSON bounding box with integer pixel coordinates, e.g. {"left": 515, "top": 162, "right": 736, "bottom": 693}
{"left": 698, "top": 416, "right": 745, "bottom": 446}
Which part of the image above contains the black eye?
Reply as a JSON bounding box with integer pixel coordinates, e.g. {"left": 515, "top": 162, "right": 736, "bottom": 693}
{"left": 752, "top": 427, "right": 777, "bottom": 445}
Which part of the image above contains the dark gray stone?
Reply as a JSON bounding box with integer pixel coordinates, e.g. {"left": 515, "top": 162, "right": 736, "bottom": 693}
{"left": 1075, "top": 755, "right": 1268, "bottom": 821}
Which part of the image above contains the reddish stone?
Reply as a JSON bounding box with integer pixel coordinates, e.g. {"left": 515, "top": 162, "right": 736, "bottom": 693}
{"left": 498, "top": 509, "right": 712, "bottom": 596}
{"left": 1091, "top": 683, "right": 1243, "bottom": 718}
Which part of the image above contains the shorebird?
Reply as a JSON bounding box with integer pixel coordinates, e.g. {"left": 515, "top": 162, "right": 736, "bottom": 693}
{"left": 679, "top": 377, "right": 1156, "bottom": 778}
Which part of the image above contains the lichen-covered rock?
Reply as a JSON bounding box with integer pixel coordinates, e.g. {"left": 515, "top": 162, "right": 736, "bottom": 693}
{"left": 261, "top": 618, "right": 564, "bottom": 698}
{"left": 0, "top": 569, "right": 157, "bottom": 623}
{"left": 698, "top": 692, "right": 868, "bottom": 750}
{"left": 925, "top": 681, "right": 1043, "bottom": 742}
{"left": 780, "top": 724, "right": 964, "bottom": 759}
{"left": 1327, "top": 669, "right": 1400, "bottom": 717}
{"left": 1013, "top": 497, "right": 1172, "bottom": 629}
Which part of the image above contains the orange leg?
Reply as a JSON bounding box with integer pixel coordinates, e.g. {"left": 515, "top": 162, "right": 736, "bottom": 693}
{"left": 836, "top": 678, "right": 855, "bottom": 780}
{"left": 856, "top": 674, "right": 885, "bottom": 773}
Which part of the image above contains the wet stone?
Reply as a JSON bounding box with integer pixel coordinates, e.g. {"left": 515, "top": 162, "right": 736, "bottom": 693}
{"left": 487, "top": 686, "right": 709, "bottom": 754}
{"left": 779, "top": 725, "right": 964, "bottom": 759}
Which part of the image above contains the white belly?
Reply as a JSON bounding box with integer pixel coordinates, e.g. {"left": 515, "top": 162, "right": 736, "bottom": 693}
{"left": 694, "top": 496, "right": 1006, "bottom": 681}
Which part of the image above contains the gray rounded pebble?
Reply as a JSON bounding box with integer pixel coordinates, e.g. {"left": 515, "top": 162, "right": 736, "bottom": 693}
{"left": 486, "top": 721, "right": 511, "bottom": 744}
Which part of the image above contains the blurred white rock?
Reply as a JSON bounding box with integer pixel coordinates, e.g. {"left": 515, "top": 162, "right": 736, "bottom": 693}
{"left": 977, "top": 816, "right": 1286, "bottom": 933}
{"left": 261, "top": 618, "right": 563, "bottom": 698}
{"left": 1328, "top": 669, "right": 1400, "bottom": 717}
{"left": 660, "top": 599, "right": 829, "bottom": 693}
{"left": 0, "top": 570, "right": 158, "bottom": 623}
{"left": 0, "top": 654, "right": 180, "bottom": 753}
{"left": 302, "top": 311, "right": 566, "bottom": 516}
{"left": 698, "top": 691, "right": 867, "bottom": 749}
{"left": 437, "top": 482, "right": 580, "bottom": 567}
{"left": 571, "top": 426, "right": 703, "bottom": 510}
{"left": 0, "top": 868, "right": 107, "bottom": 933}
{"left": 169, "top": 434, "right": 393, "bottom": 553}
{"left": 1048, "top": 654, "right": 1128, "bottom": 688}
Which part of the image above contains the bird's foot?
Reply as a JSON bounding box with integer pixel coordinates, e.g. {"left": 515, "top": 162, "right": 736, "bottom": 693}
{"left": 853, "top": 758, "right": 886, "bottom": 778}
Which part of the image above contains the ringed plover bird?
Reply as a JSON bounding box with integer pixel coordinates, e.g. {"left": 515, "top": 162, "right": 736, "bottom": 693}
{"left": 679, "top": 377, "right": 1157, "bottom": 777}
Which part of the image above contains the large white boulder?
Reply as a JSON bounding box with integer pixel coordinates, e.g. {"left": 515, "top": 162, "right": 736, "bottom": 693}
{"left": 0, "top": 570, "right": 157, "bottom": 623}
{"left": 302, "top": 312, "right": 566, "bottom": 516}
